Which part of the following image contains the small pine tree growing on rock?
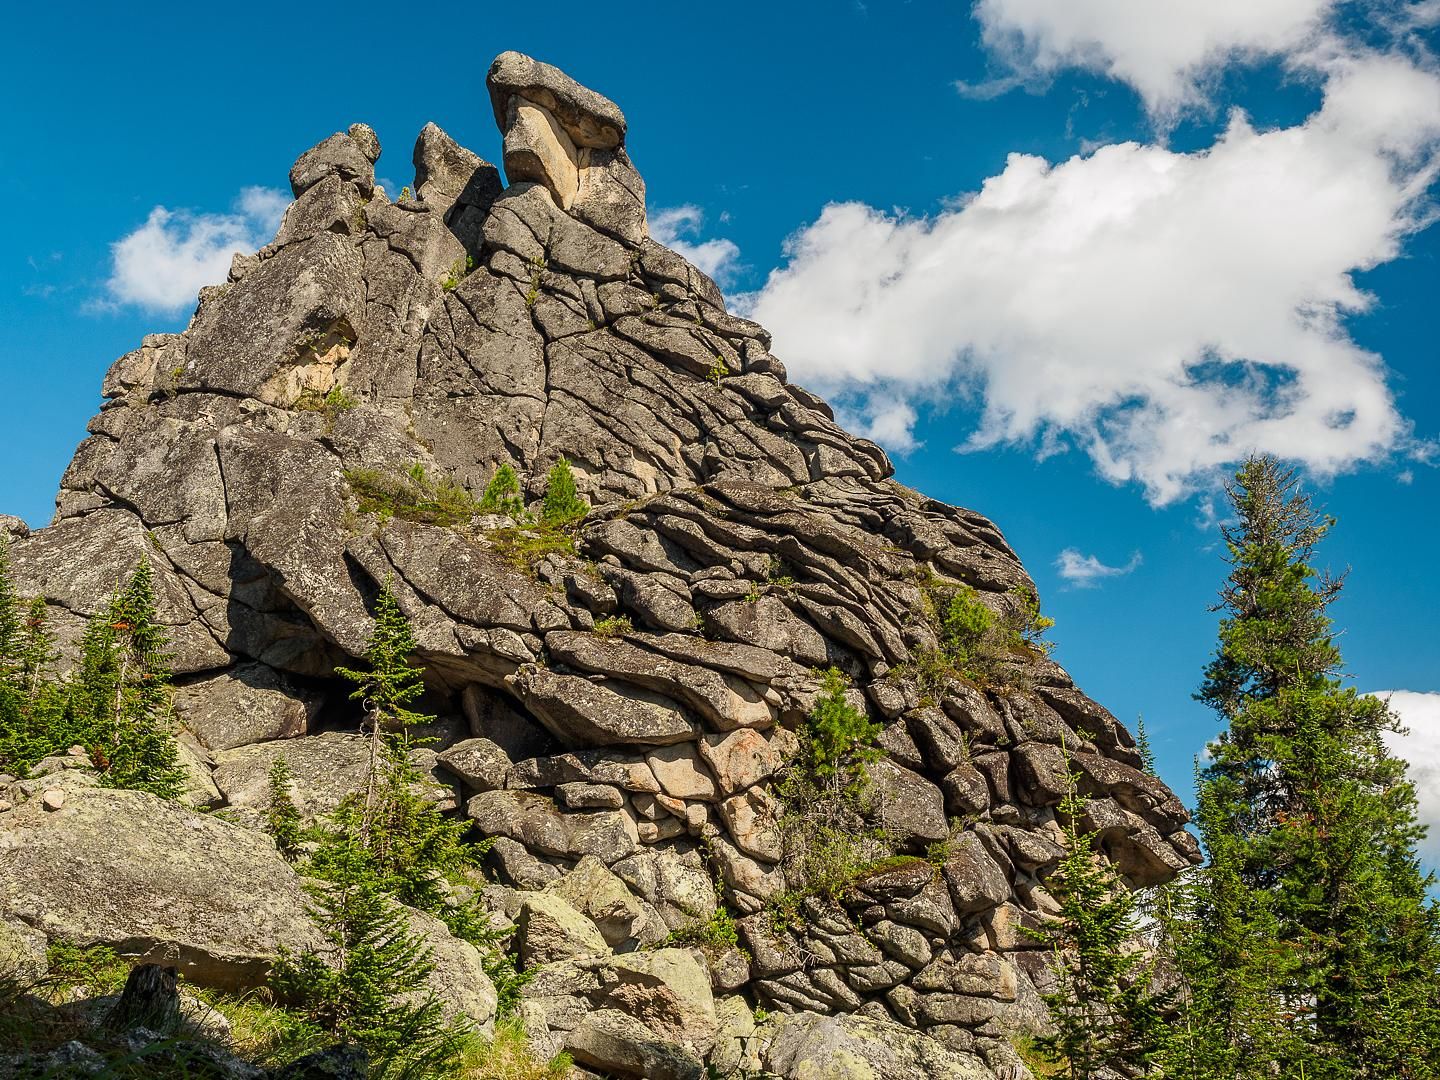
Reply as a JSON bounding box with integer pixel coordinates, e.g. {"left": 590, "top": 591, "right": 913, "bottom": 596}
{"left": 477, "top": 462, "right": 525, "bottom": 518}
{"left": 801, "top": 667, "right": 882, "bottom": 810}
{"left": 1032, "top": 758, "right": 1170, "bottom": 1078}
{"left": 540, "top": 456, "right": 586, "bottom": 524}
{"left": 97, "top": 562, "right": 186, "bottom": 798}
{"left": 331, "top": 576, "right": 489, "bottom": 935}
{"left": 267, "top": 756, "right": 304, "bottom": 861}
{"left": 0, "top": 534, "right": 21, "bottom": 667}
{"left": 59, "top": 562, "right": 185, "bottom": 798}
{"left": 336, "top": 577, "right": 430, "bottom": 839}
{"left": 270, "top": 828, "right": 467, "bottom": 1080}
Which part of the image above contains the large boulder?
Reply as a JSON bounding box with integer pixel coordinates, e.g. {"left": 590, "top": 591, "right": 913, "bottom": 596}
{"left": 763, "top": 1011, "right": 994, "bottom": 1079}
{"left": 0, "top": 786, "right": 323, "bottom": 990}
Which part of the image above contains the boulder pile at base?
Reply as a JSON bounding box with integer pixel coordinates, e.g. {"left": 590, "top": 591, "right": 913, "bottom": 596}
{"left": 0, "top": 50, "right": 1198, "bottom": 1080}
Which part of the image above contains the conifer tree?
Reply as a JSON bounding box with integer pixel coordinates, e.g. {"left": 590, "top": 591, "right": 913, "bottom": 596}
{"left": 64, "top": 563, "right": 185, "bottom": 797}
{"left": 333, "top": 578, "right": 482, "bottom": 927}
{"left": 16, "top": 597, "right": 57, "bottom": 702}
{"left": 267, "top": 756, "right": 304, "bottom": 861}
{"left": 477, "top": 462, "right": 525, "bottom": 518}
{"left": 1033, "top": 760, "right": 1170, "bottom": 1079}
{"left": 336, "top": 577, "right": 430, "bottom": 837}
{"left": 270, "top": 828, "right": 467, "bottom": 1080}
{"left": 540, "top": 456, "right": 585, "bottom": 524}
{"left": 0, "top": 534, "right": 21, "bottom": 668}
{"left": 0, "top": 597, "right": 66, "bottom": 774}
{"left": 1177, "top": 455, "right": 1440, "bottom": 1077}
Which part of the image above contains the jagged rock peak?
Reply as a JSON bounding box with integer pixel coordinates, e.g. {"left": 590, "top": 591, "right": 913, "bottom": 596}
{"left": 0, "top": 52, "right": 1200, "bottom": 1080}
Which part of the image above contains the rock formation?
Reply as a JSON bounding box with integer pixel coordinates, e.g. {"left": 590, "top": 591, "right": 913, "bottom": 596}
{"left": 0, "top": 51, "right": 1198, "bottom": 1080}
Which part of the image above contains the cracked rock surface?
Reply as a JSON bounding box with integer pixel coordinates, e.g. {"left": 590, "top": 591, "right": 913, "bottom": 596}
{"left": 1, "top": 50, "right": 1196, "bottom": 1080}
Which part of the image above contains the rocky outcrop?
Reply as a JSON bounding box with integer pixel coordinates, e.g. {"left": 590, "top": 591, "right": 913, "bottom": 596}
{"left": 0, "top": 784, "right": 496, "bottom": 1032}
{"left": 1, "top": 49, "right": 1196, "bottom": 1080}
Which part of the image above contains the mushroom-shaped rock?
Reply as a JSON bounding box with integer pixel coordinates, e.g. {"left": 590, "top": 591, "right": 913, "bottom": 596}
{"left": 486, "top": 51, "right": 627, "bottom": 150}
{"left": 486, "top": 50, "right": 647, "bottom": 244}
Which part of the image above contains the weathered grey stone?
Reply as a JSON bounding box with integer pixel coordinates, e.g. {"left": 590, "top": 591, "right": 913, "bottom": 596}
{"left": 0, "top": 51, "right": 1201, "bottom": 1063}
{"left": 764, "top": 1011, "right": 993, "bottom": 1079}
{"left": 437, "top": 737, "right": 512, "bottom": 792}
{"left": 511, "top": 666, "right": 694, "bottom": 747}
{"left": 556, "top": 780, "right": 624, "bottom": 809}
{"left": 867, "top": 759, "right": 949, "bottom": 848}
{"left": 516, "top": 891, "right": 609, "bottom": 967}
{"left": 943, "top": 833, "right": 1011, "bottom": 917}
{"left": 174, "top": 664, "right": 318, "bottom": 752}
{"left": 545, "top": 855, "right": 667, "bottom": 950}
{"left": 467, "top": 789, "right": 638, "bottom": 864}
{"left": 289, "top": 130, "right": 376, "bottom": 197}
{"left": 412, "top": 121, "right": 503, "bottom": 217}
{"left": 565, "top": 1009, "right": 705, "bottom": 1080}
{"left": 718, "top": 785, "right": 783, "bottom": 862}
{"left": 0, "top": 786, "right": 323, "bottom": 990}
{"left": 212, "top": 732, "right": 456, "bottom": 822}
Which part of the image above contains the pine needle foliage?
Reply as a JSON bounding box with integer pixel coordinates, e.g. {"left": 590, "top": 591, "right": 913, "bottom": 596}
{"left": 477, "top": 463, "right": 525, "bottom": 518}
{"left": 266, "top": 756, "right": 304, "bottom": 861}
{"left": 771, "top": 669, "right": 890, "bottom": 915}
{"left": 540, "top": 456, "right": 586, "bottom": 524}
{"left": 0, "top": 534, "right": 21, "bottom": 663}
{"left": 1174, "top": 455, "right": 1440, "bottom": 1078}
{"left": 1031, "top": 760, "right": 1170, "bottom": 1079}
{"left": 270, "top": 829, "right": 468, "bottom": 1080}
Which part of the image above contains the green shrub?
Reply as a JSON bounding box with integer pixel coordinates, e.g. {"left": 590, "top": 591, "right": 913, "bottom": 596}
{"left": 477, "top": 463, "right": 526, "bottom": 518}
{"left": 295, "top": 385, "right": 357, "bottom": 420}
{"left": 486, "top": 526, "right": 577, "bottom": 572}
{"left": 540, "top": 457, "right": 587, "bottom": 524}
{"left": 440, "top": 255, "right": 475, "bottom": 291}
{"left": 592, "top": 615, "right": 633, "bottom": 638}
{"left": 905, "top": 580, "right": 1057, "bottom": 690}
{"left": 666, "top": 907, "right": 744, "bottom": 958}
{"left": 266, "top": 756, "right": 304, "bottom": 861}
{"left": 345, "top": 465, "right": 484, "bottom": 527}
{"left": 769, "top": 669, "right": 890, "bottom": 921}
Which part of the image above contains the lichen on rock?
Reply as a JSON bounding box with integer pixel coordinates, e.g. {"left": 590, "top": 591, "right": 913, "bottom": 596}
{"left": 0, "top": 49, "right": 1200, "bottom": 1080}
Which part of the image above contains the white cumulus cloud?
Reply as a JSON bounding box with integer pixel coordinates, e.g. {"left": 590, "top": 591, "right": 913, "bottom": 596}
{"left": 1055, "top": 548, "right": 1142, "bottom": 588}
{"left": 971, "top": 0, "right": 1339, "bottom": 121}
{"left": 742, "top": 48, "right": 1440, "bottom": 504}
{"left": 650, "top": 205, "right": 742, "bottom": 287}
{"left": 1370, "top": 690, "right": 1440, "bottom": 860}
{"left": 106, "top": 186, "right": 290, "bottom": 314}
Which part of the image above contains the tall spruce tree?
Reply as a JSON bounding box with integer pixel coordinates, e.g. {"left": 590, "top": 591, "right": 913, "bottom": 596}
{"left": 1177, "top": 455, "right": 1440, "bottom": 1078}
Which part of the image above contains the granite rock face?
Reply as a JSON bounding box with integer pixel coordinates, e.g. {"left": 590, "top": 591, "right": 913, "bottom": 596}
{"left": 1, "top": 50, "right": 1196, "bottom": 1080}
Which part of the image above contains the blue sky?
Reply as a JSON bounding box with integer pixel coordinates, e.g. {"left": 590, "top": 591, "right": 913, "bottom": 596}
{"left": 3, "top": 1, "right": 1439, "bottom": 851}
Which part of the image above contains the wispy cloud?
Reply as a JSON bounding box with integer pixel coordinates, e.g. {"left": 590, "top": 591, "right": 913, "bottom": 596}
{"left": 650, "top": 205, "right": 742, "bottom": 287}
{"left": 1055, "top": 548, "right": 1142, "bottom": 588}
{"left": 104, "top": 186, "right": 289, "bottom": 314}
